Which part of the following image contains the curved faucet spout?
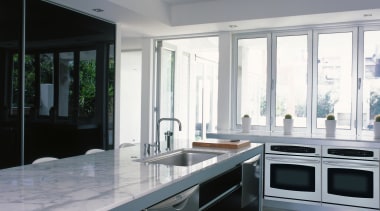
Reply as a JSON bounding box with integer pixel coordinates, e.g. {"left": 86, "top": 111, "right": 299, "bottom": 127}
{"left": 155, "top": 118, "right": 182, "bottom": 153}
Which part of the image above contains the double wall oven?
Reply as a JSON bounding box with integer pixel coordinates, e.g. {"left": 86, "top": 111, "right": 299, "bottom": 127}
{"left": 322, "top": 146, "right": 380, "bottom": 209}
{"left": 264, "top": 143, "right": 321, "bottom": 202}
{"left": 265, "top": 143, "right": 380, "bottom": 210}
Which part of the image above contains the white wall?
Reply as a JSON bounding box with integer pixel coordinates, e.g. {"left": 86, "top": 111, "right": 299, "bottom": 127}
{"left": 120, "top": 51, "right": 142, "bottom": 144}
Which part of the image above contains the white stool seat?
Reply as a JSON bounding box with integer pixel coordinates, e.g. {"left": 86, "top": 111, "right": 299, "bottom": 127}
{"left": 32, "top": 157, "right": 58, "bottom": 164}
{"left": 85, "top": 149, "right": 105, "bottom": 154}
{"left": 119, "top": 143, "right": 135, "bottom": 148}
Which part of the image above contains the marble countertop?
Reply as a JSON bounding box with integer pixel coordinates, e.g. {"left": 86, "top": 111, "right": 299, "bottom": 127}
{"left": 207, "top": 130, "right": 380, "bottom": 148}
{"left": 0, "top": 142, "right": 263, "bottom": 211}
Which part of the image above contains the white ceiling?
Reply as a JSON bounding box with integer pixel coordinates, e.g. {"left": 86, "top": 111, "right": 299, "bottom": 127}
{"left": 46, "top": 0, "right": 380, "bottom": 39}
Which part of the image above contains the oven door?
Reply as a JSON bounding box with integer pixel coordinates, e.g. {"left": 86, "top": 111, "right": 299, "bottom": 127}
{"left": 265, "top": 154, "right": 321, "bottom": 201}
{"left": 322, "top": 158, "right": 379, "bottom": 209}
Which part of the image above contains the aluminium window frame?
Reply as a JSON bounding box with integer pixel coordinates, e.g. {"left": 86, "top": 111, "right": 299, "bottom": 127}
{"left": 271, "top": 30, "right": 313, "bottom": 134}
{"left": 232, "top": 32, "right": 272, "bottom": 132}
{"left": 311, "top": 27, "right": 358, "bottom": 136}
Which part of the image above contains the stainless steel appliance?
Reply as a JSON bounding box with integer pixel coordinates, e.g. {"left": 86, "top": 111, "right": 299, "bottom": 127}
{"left": 322, "top": 146, "right": 380, "bottom": 209}
{"left": 146, "top": 185, "right": 199, "bottom": 211}
{"left": 264, "top": 143, "right": 321, "bottom": 202}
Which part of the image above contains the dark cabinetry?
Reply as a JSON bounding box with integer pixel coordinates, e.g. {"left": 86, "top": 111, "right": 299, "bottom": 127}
{"left": 0, "top": 0, "right": 115, "bottom": 169}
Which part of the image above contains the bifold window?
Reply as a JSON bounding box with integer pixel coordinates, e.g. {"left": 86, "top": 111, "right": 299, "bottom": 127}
{"left": 233, "top": 26, "right": 379, "bottom": 136}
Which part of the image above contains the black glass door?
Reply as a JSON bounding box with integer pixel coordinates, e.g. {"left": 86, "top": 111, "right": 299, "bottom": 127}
{"left": 270, "top": 164, "right": 315, "bottom": 192}
{"left": 328, "top": 168, "right": 373, "bottom": 198}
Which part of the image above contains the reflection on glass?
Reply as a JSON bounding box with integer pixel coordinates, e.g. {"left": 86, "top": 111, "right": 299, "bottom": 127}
{"left": 58, "top": 52, "right": 74, "bottom": 117}
{"left": 237, "top": 38, "right": 267, "bottom": 126}
{"left": 108, "top": 44, "right": 115, "bottom": 144}
{"left": 11, "top": 54, "right": 20, "bottom": 116}
{"left": 363, "top": 31, "right": 380, "bottom": 130}
{"left": 25, "top": 54, "right": 36, "bottom": 116}
{"left": 317, "top": 32, "right": 352, "bottom": 129}
{"left": 79, "top": 50, "right": 97, "bottom": 118}
{"left": 276, "top": 35, "right": 308, "bottom": 127}
{"left": 39, "top": 53, "right": 54, "bottom": 116}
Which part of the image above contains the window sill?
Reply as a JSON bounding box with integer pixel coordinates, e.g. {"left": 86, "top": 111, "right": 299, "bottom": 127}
{"left": 206, "top": 130, "right": 380, "bottom": 147}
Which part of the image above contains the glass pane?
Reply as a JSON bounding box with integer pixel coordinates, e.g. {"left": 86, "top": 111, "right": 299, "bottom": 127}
{"left": 58, "top": 52, "right": 74, "bottom": 117}
{"left": 25, "top": 54, "right": 36, "bottom": 116}
{"left": 108, "top": 44, "right": 115, "bottom": 145}
{"left": 79, "top": 50, "right": 96, "bottom": 118}
{"left": 39, "top": 53, "right": 54, "bottom": 116}
{"left": 11, "top": 54, "right": 20, "bottom": 116}
{"left": 276, "top": 35, "right": 308, "bottom": 127}
{"left": 237, "top": 38, "right": 267, "bottom": 126}
{"left": 159, "top": 48, "right": 175, "bottom": 144}
{"left": 363, "top": 31, "right": 380, "bottom": 130}
{"left": 317, "top": 32, "right": 352, "bottom": 129}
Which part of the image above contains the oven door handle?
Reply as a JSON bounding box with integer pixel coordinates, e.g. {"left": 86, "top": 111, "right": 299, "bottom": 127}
{"left": 266, "top": 157, "right": 320, "bottom": 164}
{"left": 323, "top": 161, "right": 379, "bottom": 168}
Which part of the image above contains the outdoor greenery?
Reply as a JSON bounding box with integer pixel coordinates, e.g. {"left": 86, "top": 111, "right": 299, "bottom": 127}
{"left": 317, "top": 91, "right": 337, "bottom": 118}
{"left": 79, "top": 60, "right": 96, "bottom": 118}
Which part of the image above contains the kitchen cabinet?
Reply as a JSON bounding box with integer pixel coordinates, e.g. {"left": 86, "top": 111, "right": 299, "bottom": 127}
{"left": 200, "top": 154, "right": 262, "bottom": 211}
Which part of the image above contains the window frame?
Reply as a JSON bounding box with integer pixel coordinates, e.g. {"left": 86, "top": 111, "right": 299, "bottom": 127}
{"left": 311, "top": 27, "right": 358, "bottom": 136}
{"left": 232, "top": 32, "right": 272, "bottom": 132}
{"left": 232, "top": 26, "right": 361, "bottom": 136}
{"left": 357, "top": 25, "right": 380, "bottom": 137}
{"left": 271, "top": 30, "right": 313, "bottom": 134}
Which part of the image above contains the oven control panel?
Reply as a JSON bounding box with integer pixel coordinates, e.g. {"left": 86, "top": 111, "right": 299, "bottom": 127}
{"left": 322, "top": 145, "right": 380, "bottom": 160}
{"left": 265, "top": 143, "right": 321, "bottom": 156}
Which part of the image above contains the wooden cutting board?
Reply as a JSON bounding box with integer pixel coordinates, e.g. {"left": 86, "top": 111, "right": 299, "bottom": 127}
{"left": 192, "top": 139, "right": 250, "bottom": 149}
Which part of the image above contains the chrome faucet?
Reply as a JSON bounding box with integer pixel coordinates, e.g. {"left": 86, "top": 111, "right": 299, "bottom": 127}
{"left": 155, "top": 118, "right": 182, "bottom": 153}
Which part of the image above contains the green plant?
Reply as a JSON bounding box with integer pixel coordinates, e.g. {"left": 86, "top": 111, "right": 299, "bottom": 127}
{"left": 326, "top": 114, "right": 335, "bottom": 120}
{"left": 242, "top": 114, "right": 250, "bottom": 118}
{"left": 284, "top": 114, "right": 292, "bottom": 119}
{"left": 375, "top": 114, "right": 380, "bottom": 122}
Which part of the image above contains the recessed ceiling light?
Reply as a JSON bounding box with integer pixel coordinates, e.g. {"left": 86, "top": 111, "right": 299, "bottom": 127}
{"left": 229, "top": 25, "right": 238, "bottom": 28}
{"left": 364, "top": 13, "right": 373, "bottom": 17}
{"left": 92, "top": 8, "right": 104, "bottom": 12}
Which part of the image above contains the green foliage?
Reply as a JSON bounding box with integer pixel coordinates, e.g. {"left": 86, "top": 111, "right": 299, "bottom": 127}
{"left": 242, "top": 114, "right": 250, "bottom": 118}
{"left": 260, "top": 96, "right": 266, "bottom": 116}
{"left": 375, "top": 114, "right": 380, "bottom": 122}
{"left": 284, "top": 114, "right": 292, "bottom": 119}
{"left": 317, "top": 91, "right": 337, "bottom": 118}
{"left": 79, "top": 60, "right": 96, "bottom": 118}
{"left": 326, "top": 114, "right": 335, "bottom": 120}
{"left": 370, "top": 92, "right": 380, "bottom": 119}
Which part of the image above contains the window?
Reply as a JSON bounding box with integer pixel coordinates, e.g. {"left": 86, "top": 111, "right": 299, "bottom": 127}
{"left": 233, "top": 26, "right": 364, "bottom": 136}
{"left": 58, "top": 52, "right": 74, "bottom": 117}
{"left": 156, "top": 37, "right": 218, "bottom": 148}
{"left": 362, "top": 30, "right": 380, "bottom": 132}
{"left": 79, "top": 50, "right": 97, "bottom": 118}
{"left": 39, "top": 53, "right": 54, "bottom": 116}
{"left": 274, "top": 33, "right": 309, "bottom": 129}
{"left": 236, "top": 36, "right": 269, "bottom": 129}
{"left": 314, "top": 30, "right": 355, "bottom": 132}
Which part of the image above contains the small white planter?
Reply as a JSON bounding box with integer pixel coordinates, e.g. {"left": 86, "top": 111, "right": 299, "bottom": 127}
{"left": 283, "top": 119, "right": 293, "bottom": 135}
{"left": 374, "top": 122, "right": 380, "bottom": 139}
{"left": 325, "top": 120, "right": 336, "bottom": 137}
{"left": 242, "top": 117, "right": 251, "bottom": 133}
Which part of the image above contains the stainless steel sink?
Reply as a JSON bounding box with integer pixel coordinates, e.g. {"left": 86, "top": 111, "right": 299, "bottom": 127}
{"left": 135, "top": 149, "right": 226, "bottom": 166}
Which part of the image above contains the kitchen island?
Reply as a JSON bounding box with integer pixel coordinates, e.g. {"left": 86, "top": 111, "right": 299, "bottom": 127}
{"left": 0, "top": 142, "right": 263, "bottom": 210}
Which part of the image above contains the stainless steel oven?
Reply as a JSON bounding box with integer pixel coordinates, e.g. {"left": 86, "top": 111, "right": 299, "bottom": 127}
{"left": 264, "top": 143, "right": 321, "bottom": 202}
{"left": 322, "top": 146, "right": 380, "bottom": 209}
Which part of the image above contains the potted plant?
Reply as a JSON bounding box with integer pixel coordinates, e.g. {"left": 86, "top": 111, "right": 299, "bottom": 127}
{"left": 325, "top": 114, "right": 336, "bottom": 137}
{"left": 374, "top": 114, "right": 380, "bottom": 139}
{"left": 241, "top": 114, "right": 251, "bottom": 133}
{"left": 283, "top": 114, "right": 293, "bottom": 135}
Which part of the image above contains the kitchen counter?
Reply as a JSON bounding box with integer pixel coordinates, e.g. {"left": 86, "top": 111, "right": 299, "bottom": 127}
{"left": 207, "top": 130, "right": 380, "bottom": 148}
{"left": 0, "top": 142, "right": 263, "bottom": 211}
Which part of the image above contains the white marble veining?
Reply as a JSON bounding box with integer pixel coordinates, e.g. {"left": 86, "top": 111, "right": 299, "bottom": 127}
{"left": 0, "top": 143, "right": 263, "bottom": 211}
